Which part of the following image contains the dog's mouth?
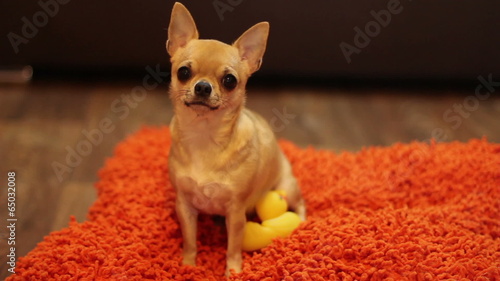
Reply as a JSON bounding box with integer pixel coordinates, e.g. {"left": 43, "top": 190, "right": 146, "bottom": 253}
{"left": 184, "top": 101, "right": 220, "bottom": 111}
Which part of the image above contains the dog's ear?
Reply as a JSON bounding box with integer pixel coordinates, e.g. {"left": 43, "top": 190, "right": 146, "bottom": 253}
{"left": 233, "top": 22, "right": 269, "bottom": 74}
{"left": 167, "top": 2, "right": 199, "bottom": 56}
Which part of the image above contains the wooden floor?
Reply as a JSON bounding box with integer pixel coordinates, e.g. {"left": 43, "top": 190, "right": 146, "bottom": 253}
{"left": 0, "top": 80, "right": 499, "bottom": 279}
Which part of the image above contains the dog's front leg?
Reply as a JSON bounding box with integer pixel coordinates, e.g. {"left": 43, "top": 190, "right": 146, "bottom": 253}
{"left": 225, "top": 207, "right": 246, "bottom": 276}
{"left": 176, "top": 194, "right": 198, "bottom": 266}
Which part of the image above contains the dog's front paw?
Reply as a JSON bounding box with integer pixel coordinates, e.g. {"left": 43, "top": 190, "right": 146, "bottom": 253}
{"left": 182, "top": 257, "right": 196, "bottom": 266}
{"left": 296, "top": 204, "right": 307, "bottom": 221}
{"left": 225, "top": 259, "right": 242, "bottom": 277}
{"left": 182, "top": 251, "right": 196, "bottom": 266}
{"left": 225, "top": 267, "right": 242, "bottom": 278}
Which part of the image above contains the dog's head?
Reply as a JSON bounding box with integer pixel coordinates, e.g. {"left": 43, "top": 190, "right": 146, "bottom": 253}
{"left": 167, "top": 2, "right": 269, "bottom": 116}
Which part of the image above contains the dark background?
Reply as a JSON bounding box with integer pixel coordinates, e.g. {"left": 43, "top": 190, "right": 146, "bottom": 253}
{"left": 1, "top": 2, "right": 500, "bottom": 280}
{"left": 1, "top": 0, "right": 499, "bottom": 83}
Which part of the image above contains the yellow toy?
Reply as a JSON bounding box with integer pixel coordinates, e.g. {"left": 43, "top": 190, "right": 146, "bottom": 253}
{"left": 242, "top": 191, "right": 302, "bottom": 251}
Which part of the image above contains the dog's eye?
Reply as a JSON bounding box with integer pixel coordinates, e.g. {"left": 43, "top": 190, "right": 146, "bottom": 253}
{"left": 177, "top": 66, "right": 191, "bottom": 82}
{"left": 222, "top": 74, "right": 237, "bottom": 90}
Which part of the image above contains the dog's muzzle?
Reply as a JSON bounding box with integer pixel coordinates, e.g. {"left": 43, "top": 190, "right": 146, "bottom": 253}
{"left": 194, "top": 81, "right": 212, "bottom": 98}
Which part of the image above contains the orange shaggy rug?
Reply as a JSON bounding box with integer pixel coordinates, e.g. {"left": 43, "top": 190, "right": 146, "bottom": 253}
{"left": 7, "top": 127, "right": 500, "bottom": 280}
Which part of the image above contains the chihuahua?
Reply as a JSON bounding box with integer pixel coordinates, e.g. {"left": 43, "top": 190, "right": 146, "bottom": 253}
{"left": 167, "top": 2, "right": 306, "bottom": 276}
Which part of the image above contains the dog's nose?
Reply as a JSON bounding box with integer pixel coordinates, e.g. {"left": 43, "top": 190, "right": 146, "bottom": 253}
{"left": 194, "top": 81, "right": 212, "bottom": 97}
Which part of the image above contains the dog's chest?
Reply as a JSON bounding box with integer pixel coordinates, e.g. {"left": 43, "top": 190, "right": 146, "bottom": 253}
{"left": 171, "top": 118, "right": 250, "bottom": 215}
{"left": 175, "top": 170, "right": 234, "bottom": 216}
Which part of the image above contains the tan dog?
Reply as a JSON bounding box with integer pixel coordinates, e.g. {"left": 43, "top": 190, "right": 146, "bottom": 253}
{"left": 166, "top": 2, "right": 306, "bottom": 276}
